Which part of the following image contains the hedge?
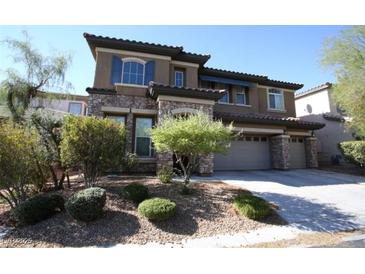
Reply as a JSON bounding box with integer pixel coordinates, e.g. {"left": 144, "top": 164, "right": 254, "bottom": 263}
{"left": 338, "top": 141, "right": 365, "bottom": 166}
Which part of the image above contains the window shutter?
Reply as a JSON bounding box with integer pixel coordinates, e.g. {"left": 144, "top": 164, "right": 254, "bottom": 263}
{"left": 110, "top": 56, "right": 123, "bottom": 85}
{"left": 144, "top": 61, "right": 155, "bottom": 86}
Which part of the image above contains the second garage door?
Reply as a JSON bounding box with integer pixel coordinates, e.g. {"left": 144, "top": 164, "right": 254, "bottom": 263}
{"left": 289, "top": 137, "right": 306, "bottom": 169}
{"left": 214, "top": 136, "right": 271, "bottom": 171}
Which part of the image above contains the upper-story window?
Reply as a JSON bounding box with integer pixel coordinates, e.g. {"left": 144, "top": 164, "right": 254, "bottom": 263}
{"left": 68, "top": 102, "right": 82, "bottom": 115}
{"left": 219, "top": 92, "right": 229, "bottom": 104}
{"left": 122, "top": 58, "right": 145, "bottom": 85}
{"left": 236, "top": 90, "right": 247, "bottom": 105}
{"left": 174, "top": 70, "right": 184, "bottom": 87}
{"left": 267, "top": 88, "right": 284, "bottom": 110}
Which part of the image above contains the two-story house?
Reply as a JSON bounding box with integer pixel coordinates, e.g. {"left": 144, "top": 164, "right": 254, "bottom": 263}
{"left": 295, "top": 83, "right": 355, "bottom": 165}
{"left": 84, "top": 33, "right": 324, "bottom": 174}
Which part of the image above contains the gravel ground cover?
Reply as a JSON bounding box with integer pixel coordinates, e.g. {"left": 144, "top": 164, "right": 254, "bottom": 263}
{"left": 0, "top": 177, "right": 284, "bottom": 247}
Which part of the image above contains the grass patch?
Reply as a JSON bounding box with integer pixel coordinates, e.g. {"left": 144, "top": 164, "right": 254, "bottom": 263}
{"left": 233, "top": 193, "right": 272, "bottom": 220}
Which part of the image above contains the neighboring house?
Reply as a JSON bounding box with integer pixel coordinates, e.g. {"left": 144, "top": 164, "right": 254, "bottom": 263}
{"left": 295, "top": 83, "right": 355, "bottom": 165}
{"left": 0, "top": 91, "right": 88, "bottom": 120}
{"left": 84, "top": 33, "right": 324, "bottom": 174}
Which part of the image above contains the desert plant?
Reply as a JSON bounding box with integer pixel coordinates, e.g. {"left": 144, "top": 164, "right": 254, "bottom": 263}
{"left": 149, "top": 112, "right": 232, "bottom": 185}
{"left": 121, "top": 183, "right": 149, "bottom": 204}
{"left": 338, "top": 141, "right": 365, "bottom": 166}
{"left": 233, "top": 193, "right": 272, "bottom": 220}
{"left": 0, "top": 31, "right": 72, "bottom": 123}
{"left": 65, "top": 187, "right": 106, "bottom": 222}
{"left": 60, "top": 116, "right": 126, "bottom": 187}
{"left": 31, "top": 110, "right": 67, "bottom": 190}
{"left": 138, "top": 198, "right": 176, "bottom": 221}
{"left": 10, "top": 193, "right": 64, "bottom": 226}
{"left": 122, "top": 152, "right": 139, "bottom": 173}
{"left": 0, "top": 122, "right": 49, "bottom": 208}
{"left": 157, "top": 167, "right": 174, "bottom": 184}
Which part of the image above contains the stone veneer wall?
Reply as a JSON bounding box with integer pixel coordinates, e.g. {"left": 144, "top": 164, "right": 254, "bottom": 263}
{"left": 156, "top": 99, "right": 214, "bottom": 175}
{"left": 304, "top": 137, "right": 319, "bottom": 168}
{"left": 88, "top": 93, "right": 158, "bottom": 173}
{"left": 270, "top": 134, "right": 290, "bottom": 169}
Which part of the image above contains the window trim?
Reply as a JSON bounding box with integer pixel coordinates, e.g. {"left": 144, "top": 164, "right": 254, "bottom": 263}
{"left": 120, "top": 57, "right": 146, "bottom": 86}
{"left": 68, "top": 102, "right": 83, "bottom": 115}
{"left": 236, "top": 90, "right": 248, "bottom": 106}
{"left": 104, "top": 113, "right": 127, "bottom": 125}
{"left": 267, "top": 88, "right": 286, "bottom": 111}
{"left": 174, "top": 70, "right": 184, "bottom": 87}
{"left": 133, "top": 115, "right": 155, "bottom": 158}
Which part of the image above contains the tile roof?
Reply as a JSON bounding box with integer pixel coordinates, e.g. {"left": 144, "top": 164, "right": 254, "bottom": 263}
{"left": 295, "top": 82, "right": 332, "bottom": 98}
{"left": 86, "top": 87, "right": 117, "bottom": 95}
{"left": 200, "top": 67, "right": 303, "bottom": 90}
{"left": 148, "top": 82, "right": 225, "bottom": 100}
{"left": 83, "top": 33, "right": 183, "bottom": 51}
{"left": 84, "top": 33, "right": 210, "bottom": 65}
{"left": 214, "top": 111, "right": 325, "bottom": 130}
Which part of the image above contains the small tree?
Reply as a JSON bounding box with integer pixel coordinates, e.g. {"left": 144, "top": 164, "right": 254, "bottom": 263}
{"left": 30, "top": 110, "right": 67, "bottom": 190}
{"left": 0, "top": 31, "right": 72, "bottom": 123}
{"left": 149, "top": 112, "right": 232, "bottom": 184}
{"left": 60, "top": 116, "right": 126, "bottom": 187}
{"left": 321, "top": 26, "right": 365, "bottom": 137}
{"left": 0, "top": 122, "right": 49, "bottom": 208}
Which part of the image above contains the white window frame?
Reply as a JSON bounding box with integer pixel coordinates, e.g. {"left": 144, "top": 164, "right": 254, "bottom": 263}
{"left": 68, "top": 102, "right": 83, "bottom": 115}
{"left": 267, "top": 88, "right": 285, "bottom": 111}
{"left": 134, "top": 117, "right": 153, "bottom": 158}
{"left": 121, "top": 57, "right": 146, "bottom": 86}
{"left": 174, "top": 70, "right": 184, "bottom": 87}
{"left": 236, "top": 90, "right": 247, "bottom": 105}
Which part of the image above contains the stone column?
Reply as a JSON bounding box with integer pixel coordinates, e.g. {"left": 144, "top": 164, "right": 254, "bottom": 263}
{"left": 156, "top": 152, "right": 173, "bottom": 173}
{"left": 304, "top": 137, "right": 318, "bottom": 168}
{"left": 198, "top": 153, "right": 214, "bottom": 176}
{"left": 270, "top": 135, "right": 290, "bottom": 170}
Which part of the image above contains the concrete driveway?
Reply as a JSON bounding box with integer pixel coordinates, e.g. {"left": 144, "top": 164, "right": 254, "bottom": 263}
{"left": 209, "top": 169, "right": 365, "bottom": 233}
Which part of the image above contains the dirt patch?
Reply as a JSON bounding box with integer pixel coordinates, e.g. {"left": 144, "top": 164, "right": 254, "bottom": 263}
{"left": 0, "top": 177, "right": 284, "bottom": 247}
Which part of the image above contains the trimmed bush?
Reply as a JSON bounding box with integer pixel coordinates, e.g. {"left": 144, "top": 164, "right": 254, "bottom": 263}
{"left": 138, "top": 198, "right": 176, "bottom": 221}
{"left": 338, "top": 141, "right": 365, "bottom": 166}
{"left": 121, "top": 183, "right": 149, "bottom": 204}
{"left": 65, "top": 187, "right": 106, "bottom": 222}
{"left": 233, "top": 194, "right": 272, "bottom": 220}
{"left": 11, "top": 194, "right": 65, "bottom": 226}
{"left": 157, "top": 167, "right": 173, "bottom": 184}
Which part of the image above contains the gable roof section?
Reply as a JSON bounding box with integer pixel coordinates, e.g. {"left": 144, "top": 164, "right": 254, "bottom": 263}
{"left": 295, "top": 82, "right": 332, "bottom": 99}
{"left": 84, "top": 33, "right": 210, "bottom": 65}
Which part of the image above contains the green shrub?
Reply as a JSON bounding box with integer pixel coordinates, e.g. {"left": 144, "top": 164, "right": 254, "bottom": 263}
{"left": 121, "top": 183, "right": 149, "bottom": 204}
{"left": 233, "top": 194, "right": 272, "bottom": 220}
{"left": 138, "top": 198, "right": 176, "bottom": 221}
{"left": 338, "top": 141, "right": 365, "bottom": 166}
{"left": 157, "top": 167, "right": 173, "bottom": 184}
{"left": 65, "top": 187, "right": 106, "bottom": 222}
{"left": 60, "top": 116, "right": 126, "bottom": 187}
{"left": 11, "top": 194, "right": 65, "bottom": 226}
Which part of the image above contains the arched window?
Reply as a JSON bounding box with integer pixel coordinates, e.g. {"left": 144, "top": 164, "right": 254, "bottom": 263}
{"left": 122, "top": 58, "right": 145, "bottom": 85}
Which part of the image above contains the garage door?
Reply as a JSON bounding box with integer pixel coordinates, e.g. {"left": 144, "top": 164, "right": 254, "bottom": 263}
{"left": 289, "top": 137, "right": 306, "bottom": 169}
{"left": 214, "top": 136, "right": 271, "bottom": 171}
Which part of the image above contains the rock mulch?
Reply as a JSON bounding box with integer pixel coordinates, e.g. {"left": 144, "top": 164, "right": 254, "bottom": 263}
{"left": 0, "top": 178, "right": 285, "bottom": 247}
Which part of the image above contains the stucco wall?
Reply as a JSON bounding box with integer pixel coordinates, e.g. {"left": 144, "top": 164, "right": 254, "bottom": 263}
{"left": 295, "top": 89, "right": 331, "bottom": 117}
{"left": 258, "top": 87, "right": 296, "bottom": 117}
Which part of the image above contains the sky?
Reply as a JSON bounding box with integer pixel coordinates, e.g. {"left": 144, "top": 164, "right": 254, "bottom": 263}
{"left": 0, "top": 25, "right": 347, "bottom": 95}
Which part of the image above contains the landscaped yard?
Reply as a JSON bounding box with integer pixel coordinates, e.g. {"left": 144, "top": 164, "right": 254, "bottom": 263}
{"left": 0, "top": 177, "right": 284, "bottom": 247}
